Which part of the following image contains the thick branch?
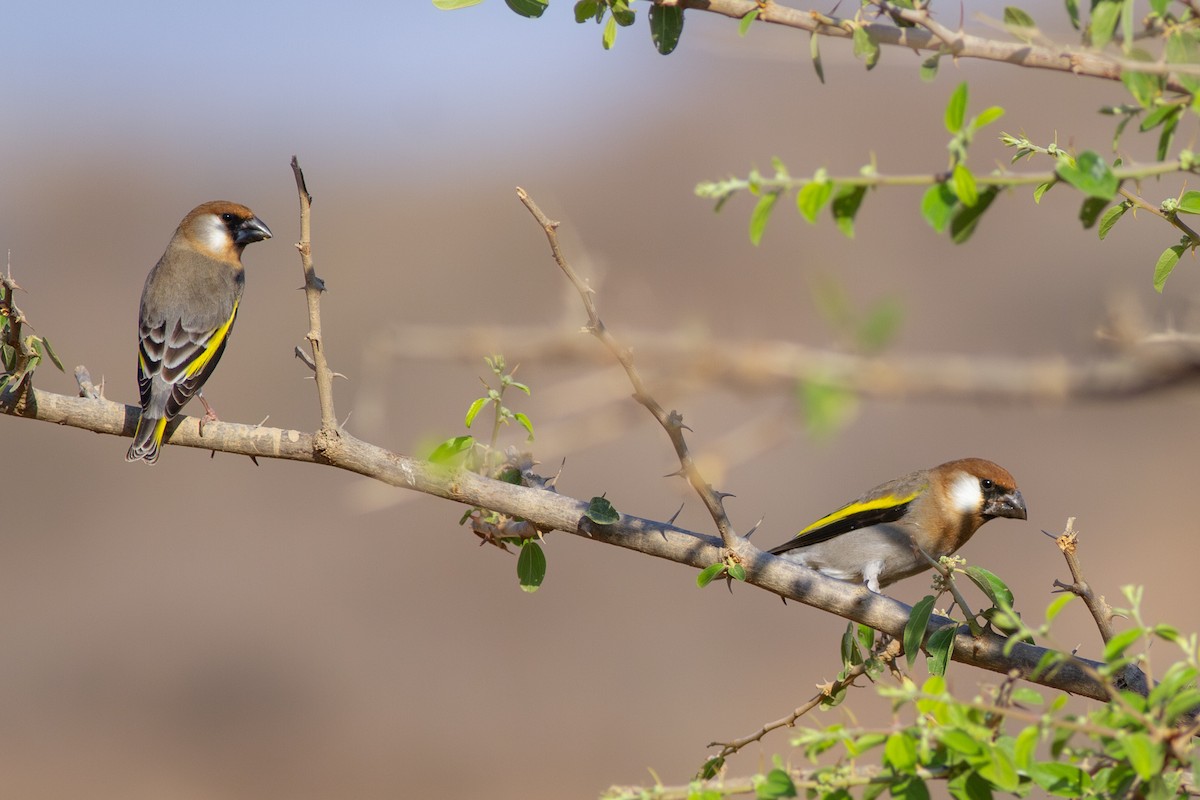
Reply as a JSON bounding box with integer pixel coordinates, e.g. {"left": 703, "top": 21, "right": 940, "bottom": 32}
{"left": 0, "top": 384, "right": 1131, "bottom": 703}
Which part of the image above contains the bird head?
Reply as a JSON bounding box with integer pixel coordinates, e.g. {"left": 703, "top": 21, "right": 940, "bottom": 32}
{"left": 180, "top": 200, "right": 272, "bottom": 260}
{"left": 939, "top": 458, "right": 1027, "bottom": 523}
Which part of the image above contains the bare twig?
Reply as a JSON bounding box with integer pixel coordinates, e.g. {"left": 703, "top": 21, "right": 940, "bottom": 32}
{"left": 516, "top": 187, "right": 744, "bottom": 553}
{"left": 1052, "top": 518, "right": 1117, "bottom": 645}
{"left": 291, "top": 156, "right": 338, "bottom": 437}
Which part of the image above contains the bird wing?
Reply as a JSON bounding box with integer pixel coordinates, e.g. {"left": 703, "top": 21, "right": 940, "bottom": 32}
{"left": 138, "top": 298, "right": 239, "bottom": 418}
{"left": 769, "top": 471, "right": 929, "bottom": 553}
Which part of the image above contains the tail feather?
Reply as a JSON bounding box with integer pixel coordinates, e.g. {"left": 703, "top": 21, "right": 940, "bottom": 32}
{"left": 126, "top": 415, "right": 167, "bottom": 464}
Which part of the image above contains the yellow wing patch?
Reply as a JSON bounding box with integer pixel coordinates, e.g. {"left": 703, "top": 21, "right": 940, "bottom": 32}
{"left": 798, "top": 488, "right": 923, "bottom": 537}
{"left": 185, "top": 298, "right": 239, "bottom": 379}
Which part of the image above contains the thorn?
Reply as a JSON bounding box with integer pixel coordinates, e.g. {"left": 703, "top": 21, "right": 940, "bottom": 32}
{"left": 745, "top": 514, "right": 766, "bottom": 538}
{"left": 248, "top": 455, "right": 260, "bottom": 466}
{"left": 715, "top": 491, "right": 737, "bottom": 501}
{"left": 255, "top": 415, "right": 270, "bottom": 427}
{"left": 663, "top": 468, "right": 686, "bottom": 479}
{"left": 295, "top": 347, "right": 317, "bottom": 372}
{"left": 667, "top": 503, "right": 685, "bottom": 525}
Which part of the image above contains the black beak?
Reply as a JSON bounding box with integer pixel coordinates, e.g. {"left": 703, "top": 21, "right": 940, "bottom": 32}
{"left": 234, "top": 215, "right": 272, "bottom": 245}
{"left": 985, "top": 489, "right": 1027, "bottom": 521}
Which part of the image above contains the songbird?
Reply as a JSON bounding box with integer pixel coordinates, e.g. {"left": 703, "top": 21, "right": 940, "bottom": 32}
{"left": 768, "top": 458, "right": 1027, "bottom": 593}
{"left": 126, "top": 201, "right": 272, "bottom": 464}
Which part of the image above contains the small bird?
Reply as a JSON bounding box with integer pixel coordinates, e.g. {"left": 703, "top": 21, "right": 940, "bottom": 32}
{"left": 126, "top": 201, "right": 272, "bottom": 464}
{"left": 768, "top": 458, "right": 1027, "bottom": 593}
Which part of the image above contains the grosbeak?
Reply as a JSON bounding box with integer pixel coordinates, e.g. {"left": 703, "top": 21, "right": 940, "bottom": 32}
{"left": 126, "top": 201, "right": 272, "bottom": 464}
{"left": 768, "top": 458, "right": 1027, "bottom": 593}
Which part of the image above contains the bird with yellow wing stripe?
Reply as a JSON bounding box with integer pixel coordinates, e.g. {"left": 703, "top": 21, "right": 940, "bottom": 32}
{"left": 768, "top": 458, "right": 1027, "bottom": 593}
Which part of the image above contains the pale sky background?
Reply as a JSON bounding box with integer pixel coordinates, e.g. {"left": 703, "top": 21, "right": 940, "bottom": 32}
{"left": 3, "top": 3, "right": 1198, "bottom": 799}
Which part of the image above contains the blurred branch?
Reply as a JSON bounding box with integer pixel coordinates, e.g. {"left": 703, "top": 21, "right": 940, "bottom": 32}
{"left": 357, "top": 322, "right": 1200, "bottom": 403}
{"left": 662, "top": 0, "right": 1191, "bottom": 91}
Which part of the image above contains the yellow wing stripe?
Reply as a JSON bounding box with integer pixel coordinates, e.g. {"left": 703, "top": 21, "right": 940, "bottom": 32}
{"left": 185, "top": 298, "right": 239, "bottom": 379}
{"left": 798, "top": 489, "right": 923, "bottom": 537}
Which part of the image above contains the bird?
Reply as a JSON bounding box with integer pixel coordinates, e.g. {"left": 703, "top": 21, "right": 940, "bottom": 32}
{"left": 126, "top": 201, "right": 272, "bottom": 464}
{"left": 767, "top": 458, "right": 1027, "bottom": 593}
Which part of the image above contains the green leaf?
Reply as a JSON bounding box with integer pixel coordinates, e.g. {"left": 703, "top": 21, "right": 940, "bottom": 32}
{"left": 749, "top": 192, "right": 779, "bottom": 246}
{"left": 513, "top": 412, "right": 535, "bottom": 439}
{"left": 584, "top": 496, "right": 620, "bottom": 525}
{"left": 1121, "top": 61, "right": 1162, "bottom": 108}
{"left": 925, "top": 624, "right": 956, "bottom": 676}
{"left": 696, "top": 563, "right": 725, "bottom": 588}
{"left": 1167, "top": 31, "right": 1200, "bottom": 93}
{"left": 1056, "top": 150, "right": 1119, "bottom": 199}
{"left": 1033, "top": 179, "right": 1056, "bottom": 204}
{"left": 951, "top": 163, "right": 978, "bottom": 207}
{"left": 1154, "top": 243, "right": 1185, "bottom": 293}
{"left": 1089, "top": 0, "right": 1121, "bottom": 50}
{"left": 978, "top": 744, "right": 1020, "bottom": 792}
{"left": 884, "top": 732, "right": 918, "bottom": 771}
{"left": 1065, "top": 0, "right": 1080, "bottom": 29}
{"left": 1028, "top": 762, "right": 1090, "bottom": 795}
{"left": 963, "top": 566, "right": 1013, "bottom": 608}
{"left": 727, "top": 563, "right": 745, "bottom": 582}
{"left": 574, "top": 0, "right": 600, "bottom": 23}
{"left": 756, "top": 768, "right": 797, "bottom": 799}
{"left": 852, "top": 26, "right": 880, "bottom": 70}
{"left": 1098, "top": 202, "right": 1128, "bottom": 239}
{"left": 809, "top": 32, "right": 825, "bottom": 84}
{"left": 517, "top": 540, "right": 546, "bottom": 592}
{"left": 939, "top": 729, "right": 981, "bottom": 756}
{"left": 602, "top": 14, "right": 617, "bottom": 49}
{"left": 1003, "top": 7, "right": 1036, "bottom": 42}
{"left": 1079, "top": 196, "right": 1108, "bottom": 229}
{"left": 465, "top": 397, "right": 489, "bottom": 428}
{"left": 1157, "top": 108, "right": 1180, "bottom": 162}
{"left": 649, "top": 5, "right": 684, "bottom": 55}
{"left": 857, "top": 299, "right": 903, "bottom": 352}
{"left": 799, "top": 379, "right": 858, "bottom": 438}
{"left": 432, "top": 0, "right": 484, "bottom": 8}
{"left": 972, "top": 105, "right": 1005, "bottom": 130}
{"left": 841, "top": 623, "right": 863, "bottom": 666}
{"left": 1139, "top": 103, "right": 1178, "bottom": 133}
{"left": 921, "top": 183, "right": 958, "bottom": 233}
{"left": 38, "top": 337, "right": 63, "bottom": 371}
{"left": 611, "top": 0, "right": 634, "bottom": 25}
{"left": 1045, "top": 593, "right": 1075, "bottom": 621}
{"left": 1123, "top": 732, "right": 1163, "bottom": 781}
{"left": 1104, "top": 627, "right": 1143, "bottom": 661}
{"left": 919, "top": 53, "right": 940, "bottom": 82}
{"left": 797, "top": 179, "right": 833, "bottom": 223}
{"left": 738, "top": 8, "right": 758, "bottom": 36}
{"left": 831, "top": 184, "right": 867, "bottom": 238}
{"left": 504, "top": 0, "right": 547, "bottom": 17}
{"left": 428, "top": 435, "right": 473, "bottom": 465}
{"left": 945, "top": 82, "right": 968, "bottom": 134}
{"left": 949, "top": 186, "right": 999, "bottom": 244}
{"left": 903, "top": 595, "right": 936, "bottom": 668}
{"left": 1178, "top": 191, "right": 1200, "bottom": 215}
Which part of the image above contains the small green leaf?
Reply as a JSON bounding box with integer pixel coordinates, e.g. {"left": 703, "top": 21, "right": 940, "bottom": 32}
{"left": 1123, "top": 732, "right": 1163, "bottom": 781}
{"left": 1104, "top": 627, "right": 1143, "bottom": 661}
{"left": 1003, "top": 7, "right": 1036, "bottom": 42}
{"left": 972, "top": 106, "right": 1005, "bottom": 131}
{"left": 1079, "top": 196, "right": 1108, "bottom": 229}
{"left": 1098, "top": 202, "right": 1129, "bottom": 239}
{"left": 919, "top": 53, "right": 940, "bottom": 82}
{"left": 857, "top": 299, "right": 903, "bottom": 353}
{"left": 809, "top": 32, "right": 825, "bottom": 84}
{"left": 696, "top": 563, "right": 725, "bottom": 588}
{"left": 517, "top": 540, "right": 547, "bottom": 592}
{"left": 756, "top": 768, "right": 797, "bottom": 799}
{"left": 921, "top": 183, "right": 957, "bottom": 233}
{"left": 978, "top": 745, "right": 1020, "bottom": 792}
{"left": 697, "top": 756, "right": 724, "bottom": 781}
{"left": 884, "top": 732, "right": 918, "bottom": 771}
{"left": 799, "top": 378, "right": 858, "bottom": 438}
{"left": 1178, "top": 190, "right": 1200, "bottom": 215}
{"left": 1167, "top": 31, "right": 1200, "bottom": 93}
{"left": 1154, "top": 243, "right": 1185, "bottom": 293}
{"left": 1065, "top": 0, "right": 1080, "bottom": 29}
{"left": 925, "top": 624, "right": 956, "bottom": 676}
{"left": 797, "top": 180, "right": 833, "bottom": 223}
{"left": 649, "top": 4, "right": 684, "bottom": 55}
{"left": 831, "top": 184, "right": 867, "bottom": 238}
{"left": 513, "top": 412, "right": 535, "bottom": 439}
{"left": 428, "top": 435, "right": 473, "bottom": 464}
{"left": 584, "top": 496, "right": 620, "bottom": 525}
{"left": 852, "top": 26, "right": 880, "bottom": 70}
{"left": 1089, "top": 0, "right": 1121, "bottom": 50}
{"left": 465, "top": 397, "right": 489, "bottom": 428}
{"left": 1056, "top": 150, "right": 1119, "bottom": 199}
{"left": 1121, "top": 61, "right": 1162, "bottom": 108}
{"left": 1028, "top": 762, "right": 1090, "bottom": 795}
{"left": 504, "top": 0, "right": 547, "bottom": 17}
{"left": 944, "top": 82, "right": 968, "bottom": 134}
{"left": 1139, "top": 103, "right": 1178, "bottom": 133}
{"left": 602, "top": 14, "right": 617, "bottom": 48}
{"left": 964, "top": 566, "right": 1014, "bottom": 608}
{"left": 951, "top": 163, "right": 978, "bottom": 207}
{"left": 574, "top": 0, "right": 599, "bottom": 23}
{"left": 432, "top": 0, "right": 484, "bottom": 8}
{"left": 738, "top": 7, "right": 758, "bottom": 36}
{"left": 1157, "top": 108, "right": 1180, "bottom": 162}
{"left": 903, "top": 595, "right": 936, "bottom": 668}
{"left": 749, "top": 192, "right": 779, "bottom": 246}
{"left": 727, "top": 563, "right": 746, "bottom": 582}
{"left": 949, "top": 186, "right": 999, "bottom": 243}
{"left": 611, "top": 0, "right": 634, "bottom": 25}
{"left": 1045, "top": 593, "right": 1075, "bottom": 621}
{"left": 1033, "top": 179, "right": 1055, "bottom": 204}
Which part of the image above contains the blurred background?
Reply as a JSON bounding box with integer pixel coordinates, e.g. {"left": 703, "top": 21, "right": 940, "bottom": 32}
{"left": 3, "top": 2, "right": 1198, "bottom": 798}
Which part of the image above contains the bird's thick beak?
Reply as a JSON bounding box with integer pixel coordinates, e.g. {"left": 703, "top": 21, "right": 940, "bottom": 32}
{"left": 234, "top": 216, "right": 272, "bottom": 245}
{"left": 985, "top": 489, "right": 1027, "bottom": 521}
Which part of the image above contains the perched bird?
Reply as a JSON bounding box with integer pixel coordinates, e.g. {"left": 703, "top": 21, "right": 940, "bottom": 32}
{"left": 768, "top": 458, "right": 1027, "bottom": 593}
{"left": 126, "top": 201, "right": 272, "bottom": 464}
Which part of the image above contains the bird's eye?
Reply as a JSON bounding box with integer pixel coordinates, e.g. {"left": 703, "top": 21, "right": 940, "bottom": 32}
{"left": 980, "top": 478, "right": 994, "bottom": 491}
{"left": 220, "top": 213, "right": 236, "bottom": 223}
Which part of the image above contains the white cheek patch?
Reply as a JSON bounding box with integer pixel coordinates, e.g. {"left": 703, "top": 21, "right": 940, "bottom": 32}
{"left": 949, "top": 472, "right": 982, "bottom": 514}
{"left": 197, "top": 214, "right": 230, "bottom": 254}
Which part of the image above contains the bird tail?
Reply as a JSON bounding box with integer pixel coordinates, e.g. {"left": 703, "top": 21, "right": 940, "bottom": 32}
{"left": 126, "top": 414, "right": 168, "bottom": 464}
